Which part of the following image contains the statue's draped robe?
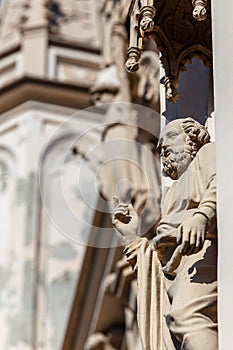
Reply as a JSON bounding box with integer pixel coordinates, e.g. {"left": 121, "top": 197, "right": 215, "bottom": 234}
{"left": 124, "top": 143, "right": 217, "bottom": 350}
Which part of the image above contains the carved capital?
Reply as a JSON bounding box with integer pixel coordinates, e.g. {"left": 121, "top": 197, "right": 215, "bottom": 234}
{"left": 139, "top": 5, "right": 156, "bottom": 35}
{"left": 192, "top": 0, "right": 207, "bottom": 21}
{"left": 164, "top": 76, "right": 179, "bottom": 103}
{"left": 125, "top": 47, "right": 141, "bottom": 73}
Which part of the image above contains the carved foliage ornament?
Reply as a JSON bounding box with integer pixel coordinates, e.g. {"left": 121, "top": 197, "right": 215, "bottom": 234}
{"left": 192, "top": 0, "right": 208, "bottom": 22}
{"left": 125, "top": 0, "right": 157, "bottom": 73}
{"left": 125, "top": 0, "right": 212, "bottom": 102}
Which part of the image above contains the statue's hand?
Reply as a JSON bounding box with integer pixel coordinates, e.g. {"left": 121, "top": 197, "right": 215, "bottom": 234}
{"left": 112, "top": 197, "right": 139, "bottom": 245}
{"left": 177, "top": 213, "right": 208, "bottom": 255}
{"left": 153, "top": 226, "right": 177, "bottom": 247}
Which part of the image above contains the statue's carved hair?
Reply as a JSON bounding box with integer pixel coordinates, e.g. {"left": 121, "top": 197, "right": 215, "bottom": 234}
{"left": 181, "top": 117, "right": 210, "bottom": 159}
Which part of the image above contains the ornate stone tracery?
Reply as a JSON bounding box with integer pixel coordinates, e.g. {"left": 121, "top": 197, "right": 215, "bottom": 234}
{"left": 126, "top": 0, "right": 212, "bottom": 102}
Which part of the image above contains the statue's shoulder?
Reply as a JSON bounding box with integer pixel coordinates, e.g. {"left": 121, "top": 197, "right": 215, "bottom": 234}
{"left": 197, "top": 142, "right": 215, "bottom": 159}
{"left": 195, "top": 142, "right": 216, "bottom": 173}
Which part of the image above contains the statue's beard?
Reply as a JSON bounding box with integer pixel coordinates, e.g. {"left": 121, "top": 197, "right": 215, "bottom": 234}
{"left": 162, "top": 150, "right": 191, "bottom": 180}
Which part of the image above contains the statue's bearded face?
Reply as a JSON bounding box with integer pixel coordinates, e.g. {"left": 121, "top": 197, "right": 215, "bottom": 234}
{"left": 159, "top": 121, "right": 192, "bottom": 180}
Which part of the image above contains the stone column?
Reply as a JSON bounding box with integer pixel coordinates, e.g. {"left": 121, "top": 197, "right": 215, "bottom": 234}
{"left": 212, "top": 1, "right": 233, "bottom": 349}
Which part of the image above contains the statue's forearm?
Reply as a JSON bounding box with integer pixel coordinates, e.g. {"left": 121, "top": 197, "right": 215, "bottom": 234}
{"left": 193, "top": 174, "right": 216, "bottom": 221}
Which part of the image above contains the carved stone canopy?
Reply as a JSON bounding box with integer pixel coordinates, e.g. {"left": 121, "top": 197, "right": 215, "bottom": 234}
{"left": 126, "top": 0, "right": 212, "bottom": 102}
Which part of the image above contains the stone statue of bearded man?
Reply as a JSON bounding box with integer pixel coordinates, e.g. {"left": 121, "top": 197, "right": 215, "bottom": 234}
{"left": 113, "top": 117, "right": 218, "bottom": 350}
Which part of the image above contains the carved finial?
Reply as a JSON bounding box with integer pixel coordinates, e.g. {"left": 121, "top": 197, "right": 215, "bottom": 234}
{"left": 125, "top": 47, "right": 141, "bottom": 73}
{"left": 164, "top": 76, "right": 179, "bottom": 103}
{"left": 139, "top": 5, "right": 156, "bottom": 35}
{"left": 192, "top": 0, "right": 207, "bottom": 21}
